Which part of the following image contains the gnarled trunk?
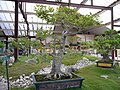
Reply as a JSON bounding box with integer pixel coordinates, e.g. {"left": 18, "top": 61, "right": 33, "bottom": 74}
{"left": 50, "top": 30, "right": 66, "bottom": 79}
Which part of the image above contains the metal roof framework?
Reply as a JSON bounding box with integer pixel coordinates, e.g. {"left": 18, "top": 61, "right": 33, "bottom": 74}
{"left": 1, "top": 0, "right": 120, "bottom": 36}
{"left": 0, "top": 0, "right": 120, "bottom": 60}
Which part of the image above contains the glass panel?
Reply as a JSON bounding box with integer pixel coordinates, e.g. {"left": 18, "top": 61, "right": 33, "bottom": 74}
{"left": 3, "top": 23, "right": 11, "bottom": 29}
{"left": 98, "top": 10, "right": 111, "bottom": 24}
{"left": 113, "top": 27, "right": 120, "bottom": 31}
{"left": 71, "top": 0, "right": 83, "bottom": 4}
{"left": 3, "top": 13, "right": 12, "bottom": 21}
{"left": 0, "top": 23, "right": 5, "bottom": 29}
{"left": 30, "top": 31, "right": 34, "bottom": 36}
{"left": 113, "top": 4, "right": 120, "bottom": 20}
{"left": 93, "top": 0, "right": 114, "bottom": 6}
{"left": 0, "top": 13, "right": 7, "bottom": 21}
{"left": 78, "top": 8, "right": 100, "bottom": 15}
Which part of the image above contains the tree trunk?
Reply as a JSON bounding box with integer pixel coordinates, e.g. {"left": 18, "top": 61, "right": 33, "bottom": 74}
{"left": 51, "top": 30, "right": 66, "bottom": 77}
{"left": 102, "top": 54, "right": 110, "bottom": 62}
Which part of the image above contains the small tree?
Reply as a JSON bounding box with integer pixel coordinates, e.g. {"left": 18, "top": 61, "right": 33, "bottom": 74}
{"left": 34, "top": 5, "right": 100, "bottom": 79}
{"left": 94, "top": 29, "right": 120, "bottom": 61}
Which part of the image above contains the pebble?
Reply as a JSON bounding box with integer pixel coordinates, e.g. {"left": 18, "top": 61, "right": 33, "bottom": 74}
{"left": 100, "top": 75, "right": 109, "bottom": 79}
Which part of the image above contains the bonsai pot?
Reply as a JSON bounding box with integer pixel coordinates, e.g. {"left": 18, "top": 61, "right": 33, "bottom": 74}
{"left": 32, "top": 74, "right": 84, "bottom": 90}
{"left": 96, "top": 60, "right": 113, "bottom": 68}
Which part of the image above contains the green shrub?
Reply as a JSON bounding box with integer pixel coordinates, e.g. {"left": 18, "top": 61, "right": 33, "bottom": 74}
{"left": 83, "top": 54, "right": 99, "bottom": 61}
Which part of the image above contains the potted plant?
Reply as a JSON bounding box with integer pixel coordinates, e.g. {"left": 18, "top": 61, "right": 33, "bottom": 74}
{"left": 32, "top": 4, "right": 100, "bottom": 90}
{"left": 93, "top": 29, "right": 120, "bottom": 67}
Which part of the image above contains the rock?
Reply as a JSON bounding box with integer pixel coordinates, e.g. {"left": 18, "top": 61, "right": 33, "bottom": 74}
{"left": 0, "top": 76, "right": 3, "bottom": 81}
{"left": 9, "top": 77, "right": 12, "bottom": 80}
{"left": 19, "top": 75, "right": 23, "bottom": 79}
{"left": 82, "top": 57, "right": 89, "bottom": 61}
{"left": 9, "top": 63, "right": 13, "bottom": 67}
{"left": 25, "top": 58, "right": 38, "bottom": 64}
{"left": 100, "top": 75, "right": 109, "bottom": 79}
{"left": 30, "top": 72, "right": 35, "bottom": 77}
{"left": 22, "top": 74, "right": 25, "bottom": 77}
{"left": 9, "top": 56, "right": 15, "bottom": 63}
{"left": 31, "top": 72, "right": 35, "bottom": 75}
{"left": 118, "top": 77, "right": 120, "bottom": 79}
{"left": 25, "top": 76, "right": 30, "bottom": 80}
{"left": 16, "top": 79, "right": 20, "bottom": 83}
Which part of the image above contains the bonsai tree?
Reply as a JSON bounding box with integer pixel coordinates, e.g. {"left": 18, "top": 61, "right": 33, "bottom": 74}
{"left": 34, "top": 5, "right": 100, "bottom": 79}
{"left": 93, "top": 29, "right": 120, "bottom": 62}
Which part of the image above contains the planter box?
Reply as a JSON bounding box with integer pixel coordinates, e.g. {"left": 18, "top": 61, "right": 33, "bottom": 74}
{"left": 96, "top": 62, "right": 113, "bottom": 68}
{"left": 33, "top": 74, "right": 84, "bottom": 90}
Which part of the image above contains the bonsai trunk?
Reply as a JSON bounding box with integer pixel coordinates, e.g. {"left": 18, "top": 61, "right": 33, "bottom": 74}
{"left": 102, "top": 54, "right": 110, "bottom": 62}
{"left": 50, "top": 30, "right": 67, "bottom": 79}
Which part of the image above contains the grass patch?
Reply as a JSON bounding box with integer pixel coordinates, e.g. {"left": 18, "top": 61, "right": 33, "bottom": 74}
{"left": 10, "top": 65, "right": 120, "bottom": 90}
{"left": 0, "top": 54, "right": 50, "bottom": 79}
{"left": 8, "top": 61, "right": 48, "bottom": 79}
{"left": 82, "top": 54, "right": 99, "bottom": 61}
{"left": 74, "top": 65, "right": 120, "bottom": 90}
{"left": 62, "top": 52, "right": 99, "bottom": 65}
{"left": 11, "top": 86, "right": 35, "bottom": 90}
{"left": 62, "top": 52, "right": 83, "bottom": 65}
{"left": 0, "top": 53, "right": 99, "bottom": 78}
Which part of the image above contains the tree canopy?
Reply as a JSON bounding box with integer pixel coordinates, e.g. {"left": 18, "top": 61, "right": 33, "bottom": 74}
{"left": 94, "top": 29, "right": 120, "bottom": 60}
{"left": 34, "top": 5, "right": 101, "bottom": 32}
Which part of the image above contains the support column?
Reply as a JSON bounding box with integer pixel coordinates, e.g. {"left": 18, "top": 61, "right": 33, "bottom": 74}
{"left": 111, "top": 7, "right": 114, "bottom": 30}
{"left": 29, "top": 37, "right": 31, "bottom": 54}
{"left": 91, "top": 0, "right": 93, "bottom": 5}
{"left": 111, "top": 7, "right": 114, "bottom": 60}
{"left": 14, "top": 1, "right": 18, "bottom": 61}
{"left": 6, "top": 37, "right": 8, "bottom": 50}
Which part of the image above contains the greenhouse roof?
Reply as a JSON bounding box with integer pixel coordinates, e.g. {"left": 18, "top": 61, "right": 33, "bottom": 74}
{"left": 0, "top": 0, "right": 120, "bottom": 36}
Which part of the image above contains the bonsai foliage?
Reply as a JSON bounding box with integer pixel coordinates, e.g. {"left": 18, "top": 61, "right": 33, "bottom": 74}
{"left": 11, "top": 37, "right": 31, "bottom": 55}
{"left": 94, "top": 29, "right": 120, "bottom": 61}
{"left": 35, "top": 5, "right": 100, "bottom": 32}
{"left": 34, "top": 5, "right": 101, "bottom": 79}
{"left": 32, "top": 27, "right": 53, "bottom": 53}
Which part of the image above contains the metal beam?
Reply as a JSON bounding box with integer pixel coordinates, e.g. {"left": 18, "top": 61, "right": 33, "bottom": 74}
{"left": 0, "top": 10, "right": 36, "bottom": 15}
{"left": 114, "top": 25, "right": 120, "bottom": 27}
{"left": 76, "top": 0, "right": 88, "bottom": 10}
{"left": 94, "top": 0, "right": 120, "bottom": 16}
{"left": 1, "top": 29, "right": 37, "bottom": 31}
{"left": 19, "top": 3, "right": 29, "bottom": 25}
{"left": 14, "top": 0, "right": 18, "bottom": 62}
{"left": 89, "top": 17, "right": 120, "bottom": 30}
{"left": 111, "top": 7, "right": 114, "bottom": 29}
{"left": 0, "top": 35, "right": 36, "bottom": 38}
{"left": 10, "top": 0, "right": 112, "bottom": 10}
{"left": 0, "top": 20, "right": 52, "bottom": 25}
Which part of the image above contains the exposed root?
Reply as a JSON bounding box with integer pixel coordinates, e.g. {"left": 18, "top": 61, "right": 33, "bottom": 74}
{"left": 45, "top": 71, "right": 73, "bottom": 80}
